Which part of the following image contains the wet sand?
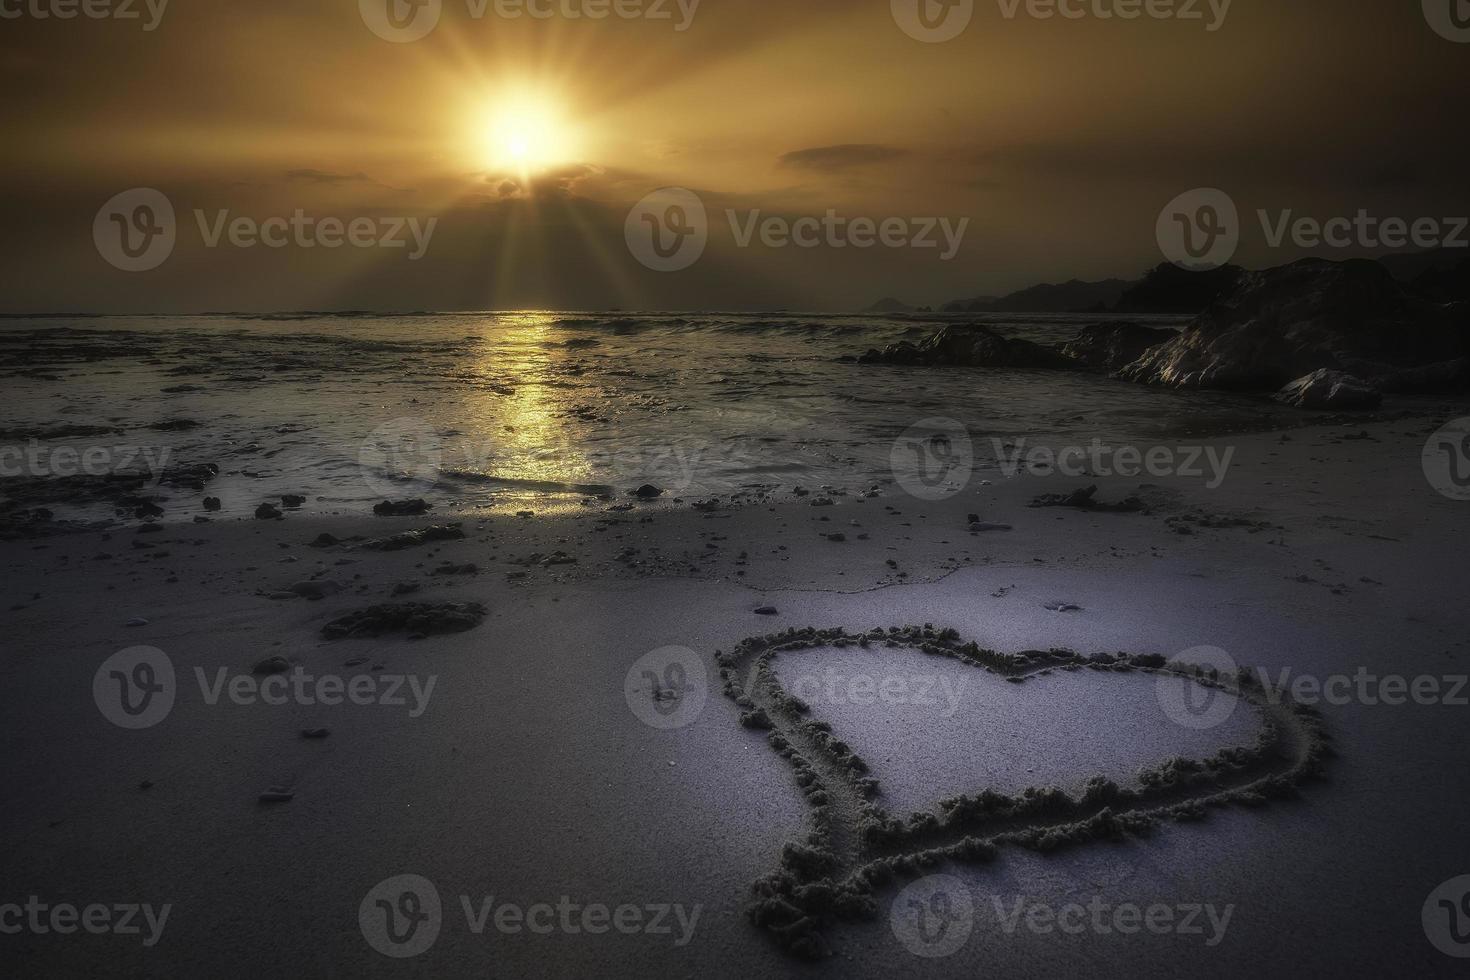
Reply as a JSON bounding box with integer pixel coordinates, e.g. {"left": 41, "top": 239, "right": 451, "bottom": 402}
{"left": 3, "top": 418, "right": 1468, "bottom": 976}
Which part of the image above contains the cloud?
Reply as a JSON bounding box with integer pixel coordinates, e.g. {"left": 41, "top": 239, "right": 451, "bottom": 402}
{"left": 284, "top": 169, "right": 374, "bottom": 185}
{"left": 485, "top": 164, "right": 602, "bottom": 200}
{"left": 778, "top": 144, "right": 908, "bottom": 172}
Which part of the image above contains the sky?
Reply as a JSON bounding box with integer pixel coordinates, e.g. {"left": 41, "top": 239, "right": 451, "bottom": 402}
{"left": 1, "top": 0, "right": 1466, "bottom": 312}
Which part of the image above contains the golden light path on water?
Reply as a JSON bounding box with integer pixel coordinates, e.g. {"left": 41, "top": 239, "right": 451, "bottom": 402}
{"left": 457, "top": 313, "right": 600, "bottom": 504}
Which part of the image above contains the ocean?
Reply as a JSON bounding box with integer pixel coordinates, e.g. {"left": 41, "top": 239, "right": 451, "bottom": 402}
{"left": 2, "top": 311, "right": 1299, "bottom": 521}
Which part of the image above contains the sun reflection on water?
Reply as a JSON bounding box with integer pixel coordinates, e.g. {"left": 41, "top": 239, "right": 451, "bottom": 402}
{"left": 457, "top": 313, "right": 596, "bottom": 492}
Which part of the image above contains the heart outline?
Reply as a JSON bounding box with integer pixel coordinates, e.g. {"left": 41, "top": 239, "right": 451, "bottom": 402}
{"left": 716, "top": 625, "right": 1331, "bottom": 959}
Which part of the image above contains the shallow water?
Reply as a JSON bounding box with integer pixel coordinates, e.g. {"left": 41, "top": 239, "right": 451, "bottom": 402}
{"left": 0, "top": 311, "right": 1310, "bottom": 521}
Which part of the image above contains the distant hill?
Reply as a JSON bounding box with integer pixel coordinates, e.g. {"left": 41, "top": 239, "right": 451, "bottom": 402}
{"left": 933, "top": 252, "right": 1468, "bottom": 319}
{"left": 939, "top": 265, "right": 1240, "bottom": 316}
{"left": 863, "top": 297, "right": 915, "bottom": 313}
{"left": 941, "top": 278, "right": 1131, "bottom": 314}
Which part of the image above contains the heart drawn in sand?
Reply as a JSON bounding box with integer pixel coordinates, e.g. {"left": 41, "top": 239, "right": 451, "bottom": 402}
{"left": 715, "top": 625, "right": 1331, "bottom": 959}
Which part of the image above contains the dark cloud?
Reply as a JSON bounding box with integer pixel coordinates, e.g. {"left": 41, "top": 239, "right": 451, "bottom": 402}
{"left": 778, "top": 145, "right": 908, "bottom": 172}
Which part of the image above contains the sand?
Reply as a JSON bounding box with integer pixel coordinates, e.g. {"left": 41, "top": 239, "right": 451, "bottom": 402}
{"left": 3, "top": 416, "right": 1468, "bottom": 976}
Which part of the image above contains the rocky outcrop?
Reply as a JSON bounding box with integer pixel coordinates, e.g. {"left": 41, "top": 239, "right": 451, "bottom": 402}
{"left": 1110, "top": 263, "right": 1244, "bottom": 315}
{"left": 858, "top": 325, "right": 1077, "bottom": 370}
{"left": 1273, "top": 370, "right": 1382, "bottom": 410}
{"left": 1117, "top": 259, "right": 1469, "bottom": 391}
{"left": 1059, "top": 322, "right": 1178, "bottom": 371}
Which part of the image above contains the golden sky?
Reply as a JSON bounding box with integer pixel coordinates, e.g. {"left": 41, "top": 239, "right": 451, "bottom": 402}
{"left": 1, "top": 0, "right": 1466, "bottom": 312}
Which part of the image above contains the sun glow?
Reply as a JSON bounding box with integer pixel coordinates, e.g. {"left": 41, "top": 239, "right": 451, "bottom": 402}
{"left": 479, "top": 94, "right": 580, "bottom": 178}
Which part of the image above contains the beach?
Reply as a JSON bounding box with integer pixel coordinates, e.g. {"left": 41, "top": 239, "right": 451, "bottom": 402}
{"left": 5, "top": 411, "right": 1469, "bottom": 976}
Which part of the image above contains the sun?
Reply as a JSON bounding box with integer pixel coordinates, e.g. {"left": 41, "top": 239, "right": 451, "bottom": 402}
{"left": 479, "top": 94, "right": 579, "bottom": 178}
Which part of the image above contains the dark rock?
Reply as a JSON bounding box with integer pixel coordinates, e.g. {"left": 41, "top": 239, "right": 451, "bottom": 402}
{"left": 158, "top": 462, "right": 220, "bottom": 492}
{"left": 631, "top": 484, "right": 665, "bottom": 499}
{"left": 1111, "top": 262, "right": 1244, "bottom": 315}
{"left": 431, "top": 562, "right": 479, "bottom": 576}
{"left": 373, "top": 499, "right": 431, "bottom": 517}
{"left": 134, "top": 501, "right": 164, "bottom": 519}
{"left": 252, "top": 656, "right": 291, "bottom": 675}
{"left": 1118, "top": 258, "right": 1468, "bottom": 391}
{"left": 202, "top": 497, "right": 222, "bottom": 512}
{"left": 1029, "top": 485, "right": 1146, "bottom": 513}
{"left": 858, "top": 324, "right": 1076, "bottom": 370}
{"left": 359, "top": 525, "right": 465, "bottom": 551}
{"left": 1060, "top": 321, "right": 1178, "bottom": 371}
{"left": 300, "top": 728, "right": 330, "bottom": 739}
{"left": 321, "top": 601, "right": 487, "bottom": 640}
{"left": 308, "top": 532, "right": 341, "bottom": 547}
{"left": 255, "top": 503, "right": 283, "bottom": 520}
{"left": 281, "top": 494, "right": 306, "bottom": 508}
{"left": 288, "top": 579, "right": 343, "bottom": 600}
{"left": 1374, "top": 357, "right": 1470, "bottom": 394}
{"left": 754, "top": 605, "right": 779, "bottom": 616}
{"left": 1274, "top": 370, "right": 1383, "bottom": 410}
